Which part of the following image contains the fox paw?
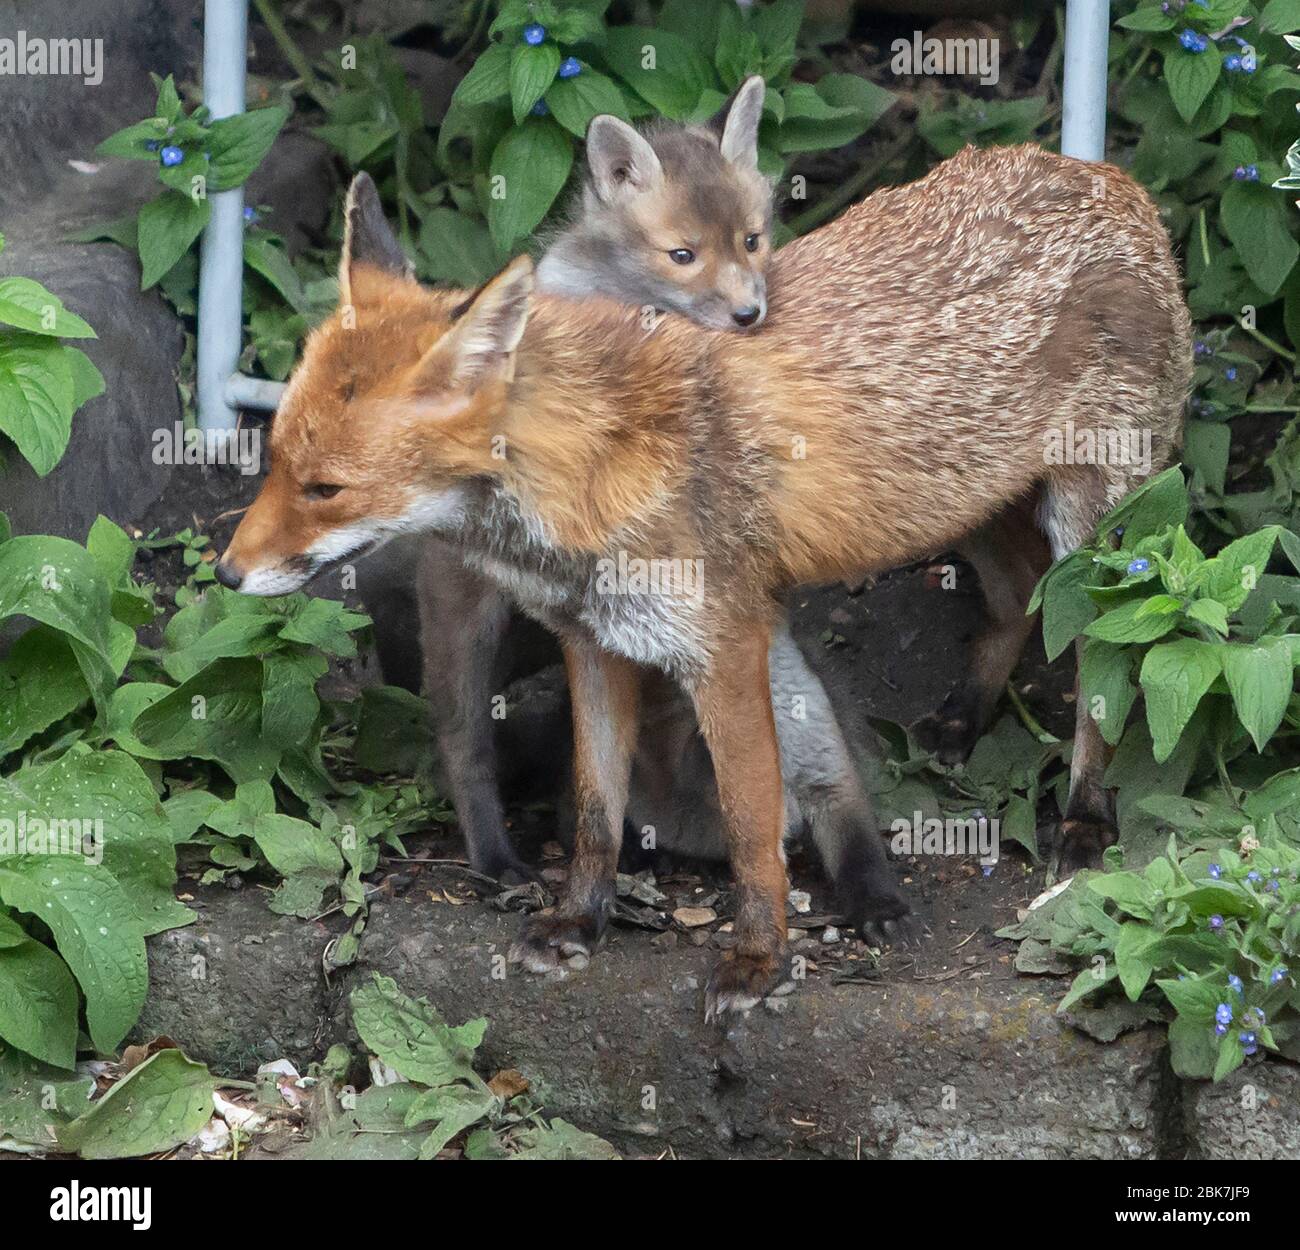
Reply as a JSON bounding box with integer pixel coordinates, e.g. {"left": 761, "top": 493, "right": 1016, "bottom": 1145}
{"left": 911, "top": 689, "right": 982, "bottom": 765}
{"left": 509, "top": 913, "right": 602, "bottom": 974}
{"left": 704, "top": 950, "right": 784, "bottom": 1023}
{"left": 1054, "top": 815, "right": 1118, "bottom": 878}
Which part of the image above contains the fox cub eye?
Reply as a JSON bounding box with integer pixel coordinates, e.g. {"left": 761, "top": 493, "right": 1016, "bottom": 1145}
{"left": 668, "top": 248, "right": 695, "bottom": 265}
{"left": 304, "top": 483, "right": 344, "bottom": 500}
{"left": 744, "top": 233, "right": 761, "bottom": 253}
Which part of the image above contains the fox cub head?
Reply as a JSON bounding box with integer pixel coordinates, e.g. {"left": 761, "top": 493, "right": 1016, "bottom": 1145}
{"left": 539, "top": 75, "right": 772, "bottom": 330}
{"left": 217, "top": 174, "right": 536, "bottom": 595}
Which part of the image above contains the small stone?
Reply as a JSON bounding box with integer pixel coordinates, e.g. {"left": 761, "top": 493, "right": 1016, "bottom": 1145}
{"left": 788, "top": 889, "right": 812, "bottom": 914}
{"left": 822, "top": 926, "right": 841, "bottom": 944}
{"left": 674, "top": 905, "right": 717, "bottom": 928}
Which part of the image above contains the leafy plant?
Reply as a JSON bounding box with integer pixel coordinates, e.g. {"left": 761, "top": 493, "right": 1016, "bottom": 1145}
{"left": 1004, "top": 831, "right": 1300, "bottom": 1080}
{"left": 0, "top": 231, "right": 104, "bottom": 476}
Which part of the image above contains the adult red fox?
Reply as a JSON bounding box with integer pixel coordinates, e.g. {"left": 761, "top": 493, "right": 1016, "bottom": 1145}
{"left": 218, "top": 145, "right": 1191, "bottom": 1018}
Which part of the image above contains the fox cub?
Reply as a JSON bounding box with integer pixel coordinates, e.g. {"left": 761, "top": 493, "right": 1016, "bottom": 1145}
{"left": 219, "top": 144, "right": 1190, "bottom": 1018}
{"left": 411, "top": 79, "right": 913, "bottom": 944}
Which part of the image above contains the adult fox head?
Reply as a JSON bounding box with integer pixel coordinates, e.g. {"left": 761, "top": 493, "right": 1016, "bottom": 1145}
{"left": 217, "top": 174, "right": 534, "bottom": 595}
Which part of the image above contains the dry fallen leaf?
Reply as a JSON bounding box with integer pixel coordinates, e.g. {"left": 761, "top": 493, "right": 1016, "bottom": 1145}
{"left": 488, "top": 1069, "right": 530, "bottom": 1100}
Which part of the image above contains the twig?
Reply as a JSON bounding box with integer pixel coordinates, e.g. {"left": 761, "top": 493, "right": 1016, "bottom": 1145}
{"left": 381, "top": 855, "right": 507, "bottom": 888}
{"left": 1234, "top": 318, "right": 1297, "bottom": 365}
{"left": 1006, "top": 683, "right": 1060, "bottom": 746}
{"left": 252, "top": 0, "right": 330, "bottom": 107}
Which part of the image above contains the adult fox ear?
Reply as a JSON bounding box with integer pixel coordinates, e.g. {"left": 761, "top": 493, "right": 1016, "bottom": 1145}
{"left": 585, "top": 115, "right": 663, "bottom": 202}
{"left": 416, "top": 255, "right": 535, "bottom": 393}
{"left": 340, "top": 172, "right": 412, "bottom": 306}
{"left": 711, "top": 75, "right": 765, "bottom": 170}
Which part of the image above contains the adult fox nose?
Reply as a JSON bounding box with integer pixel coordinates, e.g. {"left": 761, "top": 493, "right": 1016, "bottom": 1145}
{"left": 214, "top": 560, "right": 243, "bottom": 590}
{"left": 732, "top": 305, "right": 762, "bottom": 327}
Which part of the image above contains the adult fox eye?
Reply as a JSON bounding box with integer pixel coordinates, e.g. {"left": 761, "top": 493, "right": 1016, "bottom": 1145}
{"left": 304, "top": 483, "right": 343, "bottom": 500}
{"left": 744, "top": 233, "right": 761, "bottom": 253}
{"left": 668, "top": 248, "right": 695, "bottom": 265}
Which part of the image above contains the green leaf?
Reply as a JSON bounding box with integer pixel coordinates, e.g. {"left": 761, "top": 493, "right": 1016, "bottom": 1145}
{"left": 416, "top": 208, "right": 501, "bottom": 287}
{"left": 0, "top": 913, "right": 79, "bottom": 1068}
{"left": 243, "top": 236, "right": 308, "bottom": 312}
{"left": 451, "top": 42, "right": 512, "bottom": 107}
{"left": 1117, "top": 6, "right": 1177, "bottom": 30}
{"left": 57, "top": 1048, "right": 213, "bottom": 1159}
{"left": 1114, "top": 921, "right": 1158, "bottom": 1000}
{"left": 1197, "top": 526, "right": 1279, "bottom": 611}
{"left": 545, "top": 68, "right": 628, "bottom": 137}
{"left": 1139, "top": 638, "right": 1223, "bottom": 763}
{"left": 0, "top": 334, "right": 77, "bottom": 476}
{"left": 0, "top": 627, "right": 90, "bottom": 757}
{"left": 1261, "top": 0, "right": 1300, "bottom": 34}
{"left": 510, "top": 1117, "right": 621, "bottom": 1159}
{"left": 406, "top": 1084, "right": 498, "bottom": 1158}
{"left": 0, "top": 1046, "right": 94, "bottom": 1149}
{"left": 487, "top": 118, "right": 574, "bottom": 251}
{"left": 601, "top": 27, "right": 714, "bottom": 120}
{"left": 0, "top": 858, "right": 147, "bottom": 1054}
{"left": 85, "top": 516, "right": 135, "bottom": 584}
{"left": 95, "top": 118, "right": 169, "bottom": 161}
{"left": 351, "top": 973, "right": 487, "bottom": 1090}
{"left": 1220, "top": 181, "right": 1299, "bottom": 297}
{"left": 1168, "top": 1014, "right": 1217, "bottom": 1079}
{"left": 510, "top": 41, "right": 560, "bottom": 124}
{"left": 1080, "top": 639, "right": 1137, "bottom": 746}
{"left": 0, "top": 277, "right": 95, "bottom": 338}
{"left": 136, "top": 191, "right": 211, "bottom": 290}
{"left": 1101, "top": 466, "right": 1188, "bottom": 544}
{"left": 1086, "top": 597, "right": 1181, "bottom": 644}
{"left": 0, "top": 535, "right": 115, "bottom": 696}
{"left": 1220, "top": 637, "right": 1294, "bottom": 751}
{"left": 1164, "top": 43, "right": 1222, "bottom": 124}
{"left": 1034, "top": 551, "right": 1098, "bottom": 660}
{"left": 1185, "top": 597, "right": 1229, "bottom": 636}
{"left": 277, "top": 596, "right": 370, "bottom": 655}
{"left": 206, "top": 106, "right": 289, "bottom": 192}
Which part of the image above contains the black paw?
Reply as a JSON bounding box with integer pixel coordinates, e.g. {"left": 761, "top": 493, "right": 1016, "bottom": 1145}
{"left": 1054, "top": 815, "right": 1118, "bottom": 878}
{"left": 911, "top": 688, "right": 982, "bottom": 765}
{"left": 508, "top": 911, "right": 604, "bottom": 974}
{"left": 704, "top": 949, "right": 784, "bottom": 1022}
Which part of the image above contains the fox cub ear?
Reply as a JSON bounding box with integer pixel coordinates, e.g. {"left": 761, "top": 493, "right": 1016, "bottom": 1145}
{"left": 340, "top": 172, "right": 412, "bottom": 304}
{"left": 420, "top": 255, "right": 535, "bottom": 390}
{"left": 712, "top": 75, "right": 765, "bottom": 170}
{"left": 584, "top": 116, "right": 663, "bottom": 202}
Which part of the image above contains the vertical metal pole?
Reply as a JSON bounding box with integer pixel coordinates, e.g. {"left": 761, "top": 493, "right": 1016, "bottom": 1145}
{"left": 197, "top": 0, "right": 248, "bottom": 435}
{"left": 1061, "top": 0, "right": 1111, "bottom": 161}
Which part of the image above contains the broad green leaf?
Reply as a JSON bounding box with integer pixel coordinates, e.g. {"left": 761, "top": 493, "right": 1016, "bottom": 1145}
{"left": 0, "top": 860, "right": 146, "bottom": 1054}
{"left": 136, "top": 191, "right": 211, "bottom": 290}
{"left": 1185, "top": 597, "right": 1229, "bottom": 636}
{"left": 1261, "top": 0, "right": 1300, "bottom": 34}
{"left": 602, "top": 27, "right": 714, "bottom": 120}
{"left": 351, "top": 973, "right": 488, "bottom": 1090}
{"left": 1196, "top": 526, "right": 1279, "bottom": 611}
{"left": 277, "top": 597, "right": 369, "bottom": 655}
{"left": 1220, "top": 637, "right": 1294, "bottom": 751}
{"left": 1220, "top": 181, "right": 1299, "bottom": 297}
{"left": 0, "top": 915, "right": 79, "bottom": 1068}
{"left": 57, "top": 1048, "right": 213, "bottom": 1159}
{"left": 206, "top": 106, "right": 289, "bottom": 191}
{"left": 0, "top": 627, "right": 90, "bottom": 757}
{"left": 510, "top": 1117, "right": 620, "bottom": 1159}
{"left": 1033, "top": 551, "right": 1098, "bottom": 660}
{"left": 1140, "top": 638, "right": 1223, "bottom": 763}
{"left": 0, "top": 277, "right": 95, "bottom": 338}
{"left": 487, "top": 118, "right": 574, "bottom": 251}
{"left": 85, "top": 516, "right": 134, "bottom": 584}
{"left": 1086, "top": 597, "right": 1181, "bottom": 645}
{"left": 450, "top": 42, "right": 512, "bottom": 107}
{"left": 407, "top": 1084, "right": 498, "bottom": 1158}
{"left": 510, "top": 41, "right": 560, "bottom": 125}
{"left": 0, "top": 1046, "right": 94, "bottom": 1149}
{"left": 545, "top": 68, "right": 629, "bottom": 137}
{"left": 1164, "top": 43, "right": 1222, "bottom": 124}
{"left": 417, "top": 208, "right": 501, "bottom": 287}
{"left": 1117, "top": 6, "right": 1177, "bottom": 30}
{"left": 1079, "top": 639, "right": 1137, "bottom": 745}
{"left": 0, "top": 334, "right": 77, "bottom": 476}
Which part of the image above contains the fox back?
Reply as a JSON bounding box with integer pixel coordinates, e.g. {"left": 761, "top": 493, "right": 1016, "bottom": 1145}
{"left": 222, "top": 146, "right": 1190, "bottom": 665}
{"left": 536, "top": 77, "right": 773, "bottom": 329}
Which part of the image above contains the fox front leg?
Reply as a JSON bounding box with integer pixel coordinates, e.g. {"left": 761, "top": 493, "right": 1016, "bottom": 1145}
{"left": 509, "top": 638, "right": 641, "bottom": 974}
{"left": 691, "top": 623, "right": 790, "bottom": 1021}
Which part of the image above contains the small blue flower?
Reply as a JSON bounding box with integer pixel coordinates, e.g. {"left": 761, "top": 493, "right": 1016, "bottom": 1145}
{"left": 145, "top": 140, "right": 160, "bottom": 152}
{"left": 1208, "top": 863, "right": 1222, "bottom": 879}
{"left": 1127, "top": 558, "right": 1150, "bottom": 575}
{"left": 1272, "top": 967, "right": 1289, "bottom": 985}
{"left": 523, "top": 23, "right": 546, "bottom": 45}
{"left": 1214, "top": 1021, "right": 1228, "bottom": 1036}
{"left": 1225, "top": 367, "right": 1237, "bottom": 381}
{"left": 558, "top": 57, "right": 582, "bottom": 79}
{"left": 1246, "top": 164, "right": 1259, "bottom": 180}
{"left": 1247, "top": 870, "right": 1262, "bottom": 884}
{"left": 982, "top": 864, "right": 994, "bottom": 878}
{"left": 1267, "top": 878, "right": 1280, "bottom": 893}
{"left": 1240, "top": 1030, "right": 1258, "bottom": 1056}
{"left": 242, "top": 205, "right": 257, "bottom": 224}
{"left": 1179, "top": 29, "right": 1209, "bottom": 52}
{"left": 1216, "top": 1002, "right": 1234, "bottom": 1025}
{"left": 1234, "top": 165, "right": 1249, "bottom": 180}
{"left": 1209, "top": 914, "right": 1224, "bottom": 931}
{"left": 1228, "top": 974, "right": 1243, "bottom": 995}
{"left": 160, "top": 145, "right": 184, "bottom": 167}
{"left": 1224, "top": 54, "right": 1242, "bottom": 72}
{"left": 1253, "top": 1007, "right": 1266, "bottom": 1023}
{"left": 530, "top": 99, "right": 549, "bottom": 116}
{"left": 1194, "top": 340, "right": 1214, "bottom": 358}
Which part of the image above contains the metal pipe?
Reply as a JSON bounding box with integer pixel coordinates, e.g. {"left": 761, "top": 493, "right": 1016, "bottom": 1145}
{"left": 225, "top": 374, "right": 287, "bottom": 411}
{"left": 1061, "top": 0, "right": 1111, "bottom": 161}
{"left": 197, "top": 0, "right": 251, "bottom": 435}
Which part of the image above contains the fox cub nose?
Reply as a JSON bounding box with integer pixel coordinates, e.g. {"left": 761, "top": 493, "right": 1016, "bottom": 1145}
{"left": 732, "top": 305, "right": 762, "bottom": 327}
{"left": 214, "top": 560, "right": 243, "bottom": 590}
